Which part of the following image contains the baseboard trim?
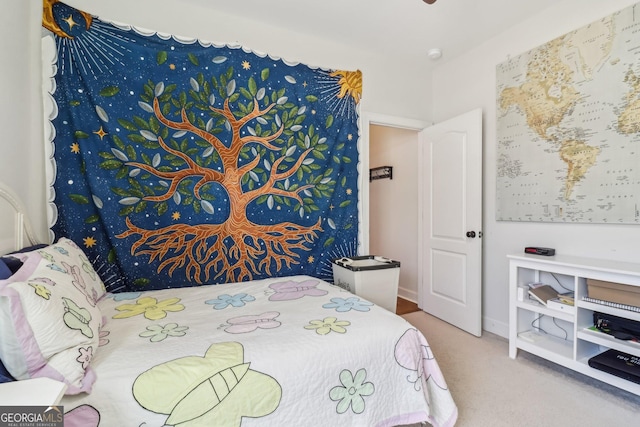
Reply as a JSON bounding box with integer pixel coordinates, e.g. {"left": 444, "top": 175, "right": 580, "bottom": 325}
{"left": 483, "top": 316, "right": 508, "bottom": 338}
{"left": 398, "top": 288, "right": 508, "bottom": 339}
{"left": 397, "top": 287, "right": 418, "bottom": 304}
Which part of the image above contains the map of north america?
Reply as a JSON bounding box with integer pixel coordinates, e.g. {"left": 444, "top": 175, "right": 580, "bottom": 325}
{"left": 496, "top": 3, "right": 640, "bottom": 223}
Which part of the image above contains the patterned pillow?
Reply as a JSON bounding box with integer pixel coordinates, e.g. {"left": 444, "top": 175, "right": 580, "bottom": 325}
{"left": 0, "top": 238, "right": 106, "bottom": 394}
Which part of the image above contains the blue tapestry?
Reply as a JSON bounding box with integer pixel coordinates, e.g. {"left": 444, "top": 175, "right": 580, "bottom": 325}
{"left": 42, "top": 1, "right": 361, "bottom": 292}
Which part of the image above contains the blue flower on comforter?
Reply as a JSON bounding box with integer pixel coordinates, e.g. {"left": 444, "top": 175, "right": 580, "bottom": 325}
{"left": 322, "top": 297, "right": 373, "bottom": 312}
{"left": 205, "top": 293, "right": 256, "bottom": 309}
{"left": 111, "top": 292, "right": 142, "bottom": 301}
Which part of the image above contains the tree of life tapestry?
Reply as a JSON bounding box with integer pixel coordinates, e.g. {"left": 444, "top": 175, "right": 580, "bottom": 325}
{"left": 42, "top": 1, "right": 361, "bottom": 292}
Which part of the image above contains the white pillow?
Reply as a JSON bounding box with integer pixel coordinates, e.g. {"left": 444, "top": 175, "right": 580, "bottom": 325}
{"left": 0, "top": 238, "right": 105, "bottom": 394}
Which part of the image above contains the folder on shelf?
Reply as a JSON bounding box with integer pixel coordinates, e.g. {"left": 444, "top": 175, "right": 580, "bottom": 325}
{"left": 528, "top": 284, "right": 558, "bottom": 306}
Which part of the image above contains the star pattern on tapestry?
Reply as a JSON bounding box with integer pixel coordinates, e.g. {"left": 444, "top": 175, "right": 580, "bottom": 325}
{"left": 43, "top": 1, "right": 361, "bottom": 292}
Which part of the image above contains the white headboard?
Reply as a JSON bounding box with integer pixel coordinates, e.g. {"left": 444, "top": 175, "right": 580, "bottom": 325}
{"left": 0, "top": 183, "right": 40, "bottom": 254}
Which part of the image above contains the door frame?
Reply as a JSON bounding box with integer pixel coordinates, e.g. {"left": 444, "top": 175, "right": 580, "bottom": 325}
{"left": 359, "top": 112, "right": 428, "bottom": 255}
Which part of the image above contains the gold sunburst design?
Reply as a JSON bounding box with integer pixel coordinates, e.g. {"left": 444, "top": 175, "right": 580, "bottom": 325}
{"left": 42, "top": 0, "right": 93, "bottom": 39}
{"left": 330, "top": 70, "right": 362, "bottom": 104}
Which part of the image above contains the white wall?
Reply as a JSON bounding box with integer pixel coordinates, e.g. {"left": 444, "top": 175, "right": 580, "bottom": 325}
{"left": 61, "top": 0, "right": 432, "bottom": 120}
{"left": 369, "top": 125, "right": 419, "bottom": 302}
{"left": 0, "top": 1, "right": 47, "bottom": 241}
{"left": 431, "top": 0, "right": 640, "bottom": 337}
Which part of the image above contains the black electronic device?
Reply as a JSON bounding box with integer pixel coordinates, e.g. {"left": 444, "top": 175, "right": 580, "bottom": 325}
{"left": 524, "top": 247, "right": 555, "bottom": 256}
{"left": 588, "top": 349, "right": 640, "bottom": 385}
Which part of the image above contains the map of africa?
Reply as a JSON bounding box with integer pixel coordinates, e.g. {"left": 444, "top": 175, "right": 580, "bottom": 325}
{"left": 496, "top": 3, "right": 640, "bottom": 223}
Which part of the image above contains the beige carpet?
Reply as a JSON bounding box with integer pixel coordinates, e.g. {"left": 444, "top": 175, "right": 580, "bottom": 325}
{"left": 401, "top": 311, "right": 640, "bottom": 427}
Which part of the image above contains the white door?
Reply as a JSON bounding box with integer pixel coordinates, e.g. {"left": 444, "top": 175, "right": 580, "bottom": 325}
{"left": 418, "top": 109, "right": 483, "bottom": 336}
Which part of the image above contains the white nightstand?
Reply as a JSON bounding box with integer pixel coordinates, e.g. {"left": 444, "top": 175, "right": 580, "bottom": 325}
{"left": 0, "top": 377, "right": 67, "bottom": 405}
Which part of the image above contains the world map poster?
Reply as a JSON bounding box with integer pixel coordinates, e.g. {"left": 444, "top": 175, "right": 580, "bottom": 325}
{"left": 496, "top": 2, "right": 640, "bottom": 224}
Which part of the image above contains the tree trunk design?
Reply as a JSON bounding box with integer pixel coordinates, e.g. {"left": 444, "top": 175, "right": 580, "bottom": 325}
{"left": 116, "top": 91, "right": 328, "bottom": 283}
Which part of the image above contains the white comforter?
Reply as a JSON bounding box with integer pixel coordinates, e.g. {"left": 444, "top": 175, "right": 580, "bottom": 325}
{"left": 61, "top": 275, "right": 457, "bottom": 427}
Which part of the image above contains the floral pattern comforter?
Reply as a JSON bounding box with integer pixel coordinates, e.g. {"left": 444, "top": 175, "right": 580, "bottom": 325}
{"left": 61, "top": 275, "right": 458, "bottom": 427}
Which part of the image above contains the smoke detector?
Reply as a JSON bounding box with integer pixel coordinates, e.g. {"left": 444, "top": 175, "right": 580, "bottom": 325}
{"left": 427, "top": 48, "right": 442, "bottom": 60}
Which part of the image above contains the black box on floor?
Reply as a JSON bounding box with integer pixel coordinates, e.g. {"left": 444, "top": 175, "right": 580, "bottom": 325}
{"left": 588, "top": 349, "right": 640, "bottom": 384}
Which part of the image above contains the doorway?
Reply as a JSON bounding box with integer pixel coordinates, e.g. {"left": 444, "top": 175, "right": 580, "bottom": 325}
{"left": 362, "top": 113, "right": 427, "bottom": 304}
{"left": 362, "top": 111, "right": 483, "bottom": 336}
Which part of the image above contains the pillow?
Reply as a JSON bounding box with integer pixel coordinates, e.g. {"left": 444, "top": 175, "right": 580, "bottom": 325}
{"left": 0, "top": 358, "right": 15, "bottom": 383}
{"left": 9, "top": 244, "right": 49, "bottom": 255}
{"left": 0, "top": 237, "right": 106, "bottom": 394}
{"left": 0, "top": 259, "right": 11, "bottom": 280}
{"left": 1, "top": 244, "right": 48, "bottom": 277}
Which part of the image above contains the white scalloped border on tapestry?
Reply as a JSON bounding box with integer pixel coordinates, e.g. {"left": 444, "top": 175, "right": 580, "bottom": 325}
{"left": 106, "top": 18, "right": 327, "bottom": 71}
{"left": 40, "top": 15, "right": 362, "bottom": 250}
{"left": 41, "top": 34, "right": 59, "bottom": 245}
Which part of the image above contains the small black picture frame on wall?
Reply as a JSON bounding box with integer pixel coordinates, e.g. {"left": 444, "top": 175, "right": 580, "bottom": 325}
{"left": 370, "top": 166, "right": 392, "bottom": 181}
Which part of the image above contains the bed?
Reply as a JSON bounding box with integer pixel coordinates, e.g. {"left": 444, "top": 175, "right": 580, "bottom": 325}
{"left": 0, "top": 184, "right": 458, "bottom": 427}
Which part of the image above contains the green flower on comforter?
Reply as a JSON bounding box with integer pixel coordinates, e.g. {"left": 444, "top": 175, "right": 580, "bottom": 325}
{"left": 139, "top": 323, "right": 189, "bottom": 342}
{"left": 329, "top": 368, "right": 375, "bottom": 414}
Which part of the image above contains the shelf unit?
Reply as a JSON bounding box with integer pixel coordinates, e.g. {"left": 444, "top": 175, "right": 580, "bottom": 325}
{"left": 508, "top": 253, "right": 640, "bottom": 396}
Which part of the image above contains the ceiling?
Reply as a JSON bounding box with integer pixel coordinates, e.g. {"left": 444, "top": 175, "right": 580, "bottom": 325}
{"left": 181, "top": 0, "right": 560, "bottom": 62}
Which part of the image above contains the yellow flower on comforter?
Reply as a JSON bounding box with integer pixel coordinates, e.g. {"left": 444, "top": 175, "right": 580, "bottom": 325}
{"left": 113, "top": 296, "right": 184, "bottom": 320}
{"left": 304, "top": 317, "right": 350, "bottom": 335}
